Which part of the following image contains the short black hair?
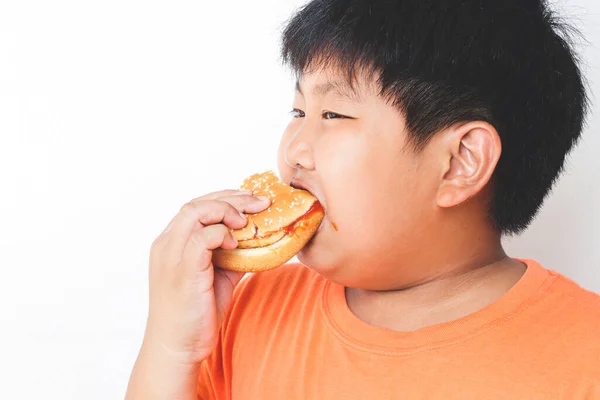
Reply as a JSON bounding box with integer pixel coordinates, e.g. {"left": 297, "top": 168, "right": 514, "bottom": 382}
{"left": 280, "top": 0, "right": 589, "bottom": 234}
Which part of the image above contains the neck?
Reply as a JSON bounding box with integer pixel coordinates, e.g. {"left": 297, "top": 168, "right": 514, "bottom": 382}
{"left": 346, "top": 253, "right": 526, "bottom": 332}
{"left": 346, "top": 203, "right": 528, "bottom": 331}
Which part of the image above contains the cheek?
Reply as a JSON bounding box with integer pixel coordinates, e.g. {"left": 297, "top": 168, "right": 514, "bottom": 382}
{"left": 320, "top": 147, "right": 426, "bottom": 251}
{"left": 318, "top": 139, "right": 378, "bottom": 235}
{"left": 330, "top": 183, "right": 425, "bottom": 260}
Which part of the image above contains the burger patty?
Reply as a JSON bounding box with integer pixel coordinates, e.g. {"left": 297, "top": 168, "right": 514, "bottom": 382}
{"left": 236, "top": 230, "right": 284, "bottom": 248}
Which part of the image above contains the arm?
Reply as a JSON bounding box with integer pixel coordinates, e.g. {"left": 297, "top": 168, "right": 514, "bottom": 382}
{"left": 125, "top": 190, "right": 269, "bottom": 399}
{"left": 126, "top": 340, "right": 201, "bottom": 400}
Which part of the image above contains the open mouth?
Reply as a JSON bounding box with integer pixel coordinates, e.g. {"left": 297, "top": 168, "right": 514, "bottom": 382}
{"left": 291, "top": 183, "right": 327, "bottom": 224}
{"left": 289, "top": 181, "right": 336, "bottom": 233}
{"left": 290, "top": 182, "right": 324, "bottom": 209}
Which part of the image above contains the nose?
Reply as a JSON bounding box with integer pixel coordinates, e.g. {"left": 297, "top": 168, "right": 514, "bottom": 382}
{"left": 284, "top": 124, "right": 316, "bottom": 171}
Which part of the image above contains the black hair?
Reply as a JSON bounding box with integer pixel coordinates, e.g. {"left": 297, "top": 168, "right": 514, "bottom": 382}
{"left": 280, "top": 0, "right": 589, "bottom": 234}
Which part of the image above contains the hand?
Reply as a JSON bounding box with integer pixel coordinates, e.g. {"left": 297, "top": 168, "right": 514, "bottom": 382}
{"left": 143, "top": 189, "right": 270, "bottom": 365}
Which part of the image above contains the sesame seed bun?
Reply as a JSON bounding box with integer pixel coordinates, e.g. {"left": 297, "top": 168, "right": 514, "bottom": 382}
{"left": 213, "top": 171, "right": 324, "bottom": 272}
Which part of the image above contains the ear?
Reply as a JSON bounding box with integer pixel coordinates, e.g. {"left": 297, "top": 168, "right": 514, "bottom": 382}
{"left": 437, "top": 122, "right": 501, "bottom": 208}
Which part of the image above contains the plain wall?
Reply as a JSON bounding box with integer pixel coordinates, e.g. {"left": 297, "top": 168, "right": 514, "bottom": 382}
{"left": 0, "top": 0, "right": 598, "bottom": 398}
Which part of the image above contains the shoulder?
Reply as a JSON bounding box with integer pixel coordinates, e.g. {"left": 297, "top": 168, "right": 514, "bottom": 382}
{"left": 521, "top": 260, "right": 600, "bottom": 327}
{"left": 538, "top": 266, "right": 600, "bottom": 376}
{"left": 548, "top": 268, "right": 600, "bottom": 319}
{"left": 549, "top": 270, "right": 600, "bottom": 329}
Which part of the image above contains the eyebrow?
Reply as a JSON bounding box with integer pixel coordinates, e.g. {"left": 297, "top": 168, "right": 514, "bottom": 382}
{"left": 295, "top": 80, "right": 362, "bottom": 102}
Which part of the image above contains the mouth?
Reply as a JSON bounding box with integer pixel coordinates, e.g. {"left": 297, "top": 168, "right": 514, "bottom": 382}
{"left": 289, "top": 179, "right": 310, "bottom": 193}
{"left": 290, "top": 180, "right": 324, "bottom": 209}
{"left": 290, "top": 179, "right": 330, "bottom": 234}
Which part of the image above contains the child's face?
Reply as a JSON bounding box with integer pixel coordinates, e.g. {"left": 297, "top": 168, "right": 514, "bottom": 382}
{"left": 277, "top": 67, "right": 445, "bottom": 289}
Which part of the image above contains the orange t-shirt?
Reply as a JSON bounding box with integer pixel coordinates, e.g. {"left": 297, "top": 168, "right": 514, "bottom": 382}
{"left": 198, "top": 260, "right": 600, "bottom": 399}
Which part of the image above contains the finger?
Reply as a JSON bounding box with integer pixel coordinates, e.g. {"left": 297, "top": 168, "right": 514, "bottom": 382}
{"left": 181, "top": 224, "right": 235, "bottom": 277}
{"left": 190, "top": 189, "right": 253, "bottom": 202}
{"left": 187, "top": 196, "right": 268, "bottom": 226}
{"left": 213, "top": 268, "right": 245, "bottom": 326}
{"left": 165, "top": 196, "right": 270, "bottom": 258}
{"left": 160, "top": 190, "right": 252, "bottom": 235}
{"left": 192, "top": 194, "right": 271, "bottom": 216}
{"left": 215, "top": 267, "right": 245, "bottom": 289}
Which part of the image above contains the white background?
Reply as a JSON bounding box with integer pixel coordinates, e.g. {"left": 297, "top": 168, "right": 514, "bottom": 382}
{"left": 0, "top": 0, "right": 598, "bottom": 398}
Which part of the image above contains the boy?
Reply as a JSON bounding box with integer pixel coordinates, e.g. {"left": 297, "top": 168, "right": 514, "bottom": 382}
{"left": 126, "top": 0, "right": 600, "bottom": 398}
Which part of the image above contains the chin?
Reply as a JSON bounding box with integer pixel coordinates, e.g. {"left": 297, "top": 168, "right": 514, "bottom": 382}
{"left": 296, "top": 236, "right": 343, "bottom": 278}
{"left": 296, "top": 218, "right": 358, "bottom": 284}
{"left": 298, "top": 237, "right": 382, "bottom": 289}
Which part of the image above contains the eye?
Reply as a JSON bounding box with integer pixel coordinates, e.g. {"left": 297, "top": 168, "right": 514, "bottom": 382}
{"left": 290, "top": 108, "right": 305, "bottom": 118}
{"left": 322, "top": 111, "right": 348, "bottom": 120}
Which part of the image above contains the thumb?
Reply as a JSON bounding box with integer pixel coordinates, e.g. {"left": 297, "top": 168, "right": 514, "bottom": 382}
{"left": 213, "top": 268, "right": 245, "bottom": 325}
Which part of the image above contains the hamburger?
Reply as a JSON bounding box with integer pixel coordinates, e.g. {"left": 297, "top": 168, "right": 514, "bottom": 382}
{"left": 213, "top": 170, "right": 324, "bottom": 272}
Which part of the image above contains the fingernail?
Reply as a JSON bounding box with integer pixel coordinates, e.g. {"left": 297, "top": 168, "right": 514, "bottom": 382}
{"left": 257, "top": 196, "right": 270, "bottom": 202}
{"left": 238, "top": 211, "right": 247, "bottom": 220}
